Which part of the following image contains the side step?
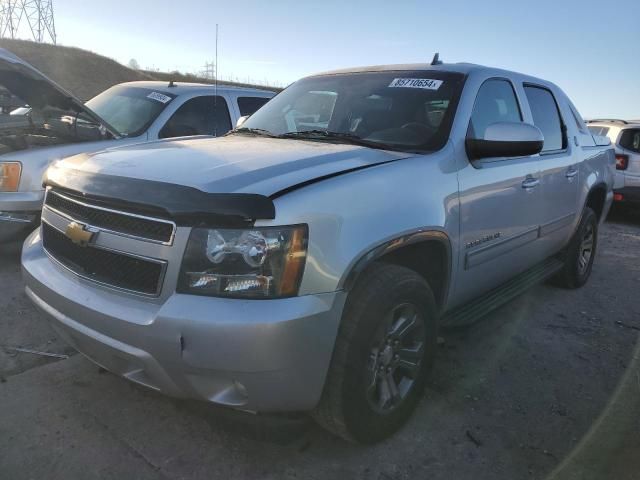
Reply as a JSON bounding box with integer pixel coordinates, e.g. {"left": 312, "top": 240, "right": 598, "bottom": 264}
{"left": 440, "top": 257, "right": 564, "bottom": 328}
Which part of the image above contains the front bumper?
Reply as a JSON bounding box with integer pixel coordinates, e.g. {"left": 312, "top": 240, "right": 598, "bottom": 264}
{"left": 22, "top": 229, "right": 346, "bottom": 412}
{"left": 0, "top": 190, "right": 43, "bottom": 242}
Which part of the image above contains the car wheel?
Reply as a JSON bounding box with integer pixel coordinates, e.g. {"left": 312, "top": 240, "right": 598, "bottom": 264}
{"left": 555, "top": 207, "right": 598, "bottom": 289}
{"left": 312, "top": 263, "right": 438, "bottom": 443}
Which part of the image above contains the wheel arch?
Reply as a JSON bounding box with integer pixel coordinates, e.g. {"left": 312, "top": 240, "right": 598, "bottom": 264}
{"left": 584, "top": 182, "right": 608, "bottom": 221}
{"left": 340, "top": 229, "right": 452, "bottom": 311}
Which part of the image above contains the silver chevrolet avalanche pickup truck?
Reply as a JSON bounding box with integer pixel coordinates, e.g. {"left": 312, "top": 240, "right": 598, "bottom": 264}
{"left": 22, "top": 62, "right": 614, "bottom": 442}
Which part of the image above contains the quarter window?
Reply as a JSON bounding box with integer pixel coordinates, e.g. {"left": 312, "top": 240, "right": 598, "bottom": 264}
{"left": 524, "top": 86, "right": 565, "bottom": 152}
{"left": 469, "top": 79, "right": 522, "bottom": 139}
{"left": 237, "top": 96, "right": 270, "bottom": 116}
{"left": 160, "top": 95, "right": 231, "bottom": 139}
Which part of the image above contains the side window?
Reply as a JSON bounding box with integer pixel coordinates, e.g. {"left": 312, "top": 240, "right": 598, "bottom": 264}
{"left": 237, "top": 96, "right": 270, "bottom": 116}
{"left": 469, "top": 79, "right": 522, "bottom": 138}
{"left": 524, "top": 86, "right": 565, "bottom": 152}
{"left": 619, "top": 129, "right": 640, "bottom": 153}
{"left": 160, "top": 96, "right": 231, "bottom": 139}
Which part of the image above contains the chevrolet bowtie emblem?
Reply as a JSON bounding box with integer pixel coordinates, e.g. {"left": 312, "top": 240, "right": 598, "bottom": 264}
{"left": 65, "top": 221, "right": 95, "bottom": 247}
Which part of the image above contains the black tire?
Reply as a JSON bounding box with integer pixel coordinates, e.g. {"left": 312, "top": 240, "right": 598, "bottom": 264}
{"left": 555, "top": 207, "right": 598, "bottom": 289}
{"left": 312, "top": 263, "right": 438, "bottom": 443}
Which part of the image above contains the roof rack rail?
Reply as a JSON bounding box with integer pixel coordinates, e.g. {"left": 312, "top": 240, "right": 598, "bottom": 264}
{"left": 586, "top": 119, "right": 628, "bottom": 124}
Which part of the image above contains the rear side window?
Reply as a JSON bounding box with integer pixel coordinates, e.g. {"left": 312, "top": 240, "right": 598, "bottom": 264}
{"left": 160, "top": 95, "right": 231, "bottom": 139}
{"left": 237, "top": 96, "right": 270, "bottom": 116}
{"left": 619, "top": 129, "right": 640, "bottom": 153}
{"left": 469, "top": 79, "right": 522, "bottom": 138}
{"left": 524, "top": 86, "right": 565, "bottom": 152}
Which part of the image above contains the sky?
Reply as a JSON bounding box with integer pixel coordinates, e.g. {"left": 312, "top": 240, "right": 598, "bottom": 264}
{"left": 40, "top": 0, "right": 640, "bottom": 117}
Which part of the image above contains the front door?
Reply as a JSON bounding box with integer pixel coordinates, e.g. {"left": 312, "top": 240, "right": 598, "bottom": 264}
{"left": 453, "top": 78, "right": 547, "bottom": 307}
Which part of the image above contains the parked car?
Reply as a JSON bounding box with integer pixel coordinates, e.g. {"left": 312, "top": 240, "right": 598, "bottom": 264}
{"left": 22, "top": 61, "right": 614, "bottom": 442}
{"left": 587, "top": 119, "right": 640, "bottom": 206}
{"left": 0, "top": 48, "right": 275, "bottom": 241}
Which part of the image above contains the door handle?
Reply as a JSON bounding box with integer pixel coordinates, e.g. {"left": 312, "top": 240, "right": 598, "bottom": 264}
{"left": 566, "top": 167, "right": 578, "bottom": 179}
{"left": 522, "top": 177, "right": 540, "bottom": 189}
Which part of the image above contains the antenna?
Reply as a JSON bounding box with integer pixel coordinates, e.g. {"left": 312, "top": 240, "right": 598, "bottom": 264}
{"left": 431, "top": 52, "right": 442, "bottom": 66}
{"left": 0, "top": 0, "right": 57, "bottom": 44}
{"left": 214, "top": 23, "right": 218, "bottom": 136}
{"left": 168, "top": 80, "right": 176, "bottom": 88}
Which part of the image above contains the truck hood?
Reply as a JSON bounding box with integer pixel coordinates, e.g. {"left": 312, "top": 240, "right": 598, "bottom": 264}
{"left": 45, "top": 135, "right": 414, "bottom": 223}
{"left": 0, "top": 48, "right": 118, "bottom": 137}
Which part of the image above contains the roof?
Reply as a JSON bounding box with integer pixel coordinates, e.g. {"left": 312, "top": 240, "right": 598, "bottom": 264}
{"left": 114, "top": 81, "right": 276, "bottom": 95}
{"left": 311, "top": 62, "right": 487, "bottom": 76}
{"left": 307, "top": 62, "right": 556, "bottom": 88}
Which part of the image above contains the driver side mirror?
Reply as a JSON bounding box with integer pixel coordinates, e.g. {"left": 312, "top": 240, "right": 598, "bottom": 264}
{"left": 466, "top": 122, "right": 544, "bottom": 160}
{"left": 236, "top": 115, "right": 250, "bottom": 128}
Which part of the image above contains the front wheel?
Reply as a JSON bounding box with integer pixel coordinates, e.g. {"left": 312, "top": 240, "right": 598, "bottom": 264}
{"left": 554, "top": 207, "right": 598, "bottom": 289}
{"left": 312, "top": 263, "right": 438, "bottom": 443}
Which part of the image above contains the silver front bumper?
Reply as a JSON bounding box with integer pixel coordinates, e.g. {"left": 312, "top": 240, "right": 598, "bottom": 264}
{"left": 22, "top": 229, "right": 346, "bottom": 412}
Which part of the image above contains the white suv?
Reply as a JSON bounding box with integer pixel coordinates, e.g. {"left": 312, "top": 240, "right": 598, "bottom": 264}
{"left": 587, "top": 119, "right": 640, "bottom": 206}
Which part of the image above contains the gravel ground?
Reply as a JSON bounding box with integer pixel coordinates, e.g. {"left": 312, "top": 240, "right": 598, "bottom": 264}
{"left": 1, "top": 208, "right": 639, "bottom": 479}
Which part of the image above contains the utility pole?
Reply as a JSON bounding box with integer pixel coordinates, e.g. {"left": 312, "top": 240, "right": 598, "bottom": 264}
{"left": 0, "top": 0, "right": 56, "bottom": 44}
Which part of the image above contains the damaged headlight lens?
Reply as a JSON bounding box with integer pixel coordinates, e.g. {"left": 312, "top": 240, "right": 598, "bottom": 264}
{"left": 0, "top": 162, "right": 22, "bottom": 192}
{"left": 178, "top": 225, "right": 308, "bottom": 298}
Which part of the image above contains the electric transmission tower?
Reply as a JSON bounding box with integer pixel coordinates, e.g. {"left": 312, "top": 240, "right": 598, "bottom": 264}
{"left": 0, "top": 0, "right": 57, "bottom": 44}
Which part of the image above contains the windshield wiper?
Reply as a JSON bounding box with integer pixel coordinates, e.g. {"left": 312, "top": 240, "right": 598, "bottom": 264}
{"left": 279, "top": 130, "right": 395, "bottom": 150}
{"left": 227, "top": 127, "right": 278, "bottom": 137}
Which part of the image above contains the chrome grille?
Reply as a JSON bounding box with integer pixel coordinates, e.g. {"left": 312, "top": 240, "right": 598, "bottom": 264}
{"left": 41, "top": 222, "right": 166, "bottom": 296}
{"left": 44, "top": 189, "right": 175, "bottom": 245}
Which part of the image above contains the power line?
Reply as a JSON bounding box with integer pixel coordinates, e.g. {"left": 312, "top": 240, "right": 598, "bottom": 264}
{"left": 0, "top": 0, "right": 56, "bottom": 44}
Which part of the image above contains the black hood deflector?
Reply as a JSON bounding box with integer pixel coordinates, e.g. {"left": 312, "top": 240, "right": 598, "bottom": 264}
{"left": 44, "top": 165, "right": 275, "bottom": 227}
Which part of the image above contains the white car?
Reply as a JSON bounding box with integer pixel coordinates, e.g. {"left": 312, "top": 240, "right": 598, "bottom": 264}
{"left": 587, "top": 119, "right": 640, "bottom": 207}
{"left": 0, "top": 48, "right": 275, "bottom": 241}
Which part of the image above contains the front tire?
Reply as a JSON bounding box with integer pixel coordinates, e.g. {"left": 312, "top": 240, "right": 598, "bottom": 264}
{"left": 555, "top": 207, "right": 598, "bottom": 289}
{"left": 312, "top": 263, "right": 438, "bottom": 443}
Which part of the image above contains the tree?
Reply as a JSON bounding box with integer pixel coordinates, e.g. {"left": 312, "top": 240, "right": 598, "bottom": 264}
{"left": 128, "top": 58, "right": 140, "bottom": 70}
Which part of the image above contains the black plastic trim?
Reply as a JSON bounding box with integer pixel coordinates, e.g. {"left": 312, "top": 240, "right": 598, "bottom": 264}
{"left": 44, "top": 166, "right": 275, "bottom": 227}
{"left": 340, "top": 229, "right": 452, "bottom": 306}
{"left": 466, "top": 138, "right": 544, "bottom": 160}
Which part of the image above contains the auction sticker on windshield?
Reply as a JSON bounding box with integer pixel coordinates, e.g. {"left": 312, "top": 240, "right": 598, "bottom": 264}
{"left": 388, "top": 78, "right": 443, "bottom": 90}
{"left": 147, "top": 92, "right": 173, "bottom": 103}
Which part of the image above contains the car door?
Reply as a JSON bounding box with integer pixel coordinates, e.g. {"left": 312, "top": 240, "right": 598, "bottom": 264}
{"left": 454, "top": 78, "right": 548, "bottom": 305}
{"left": 158, "top": 95, "right": 232, "bottom": 139}
{"left": 523, "top": 85, "right": 579, "bottom": 253}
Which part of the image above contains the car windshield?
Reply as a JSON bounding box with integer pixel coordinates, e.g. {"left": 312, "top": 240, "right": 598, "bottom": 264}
{"left": 86, "top": 85, "right": 176, "bottom": 137}
{"left": 240, "top": 70, "right": 465, "bottom": 152}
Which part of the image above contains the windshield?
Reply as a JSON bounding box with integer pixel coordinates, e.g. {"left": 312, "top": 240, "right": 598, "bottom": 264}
{"left": 86, "top": 85, "right": 176, "bottom": 137}
{"left": 241, "top": 71, "right": 465, "bottom": 151}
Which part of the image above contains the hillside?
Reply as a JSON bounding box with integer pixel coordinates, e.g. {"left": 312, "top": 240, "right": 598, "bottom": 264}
{"left": 0, "top": 39, "right": 277, "bottom": 101}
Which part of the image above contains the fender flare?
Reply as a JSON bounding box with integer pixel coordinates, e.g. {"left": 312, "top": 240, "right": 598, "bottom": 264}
{"left": 339, "top": 228, "right": 452, "bottom": 305}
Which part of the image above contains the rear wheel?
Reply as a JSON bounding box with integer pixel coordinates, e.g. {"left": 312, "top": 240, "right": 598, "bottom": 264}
{"left": 312, "top": 263, "right": 438, "bottom": 443}
{"left": 554, "top": 207, "right": 598, "bottom": 288}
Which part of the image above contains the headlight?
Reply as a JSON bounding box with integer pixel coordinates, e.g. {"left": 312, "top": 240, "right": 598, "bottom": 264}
{"left": 178, "top": 225, "right": 308, "bottom": 298}
{"left": 0, "top": 162, "right": 21, "bottom": 192}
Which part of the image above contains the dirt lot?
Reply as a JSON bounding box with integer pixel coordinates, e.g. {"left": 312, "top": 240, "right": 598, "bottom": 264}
{"left": 1, "top": 208, "right": 639, "bottom": 480}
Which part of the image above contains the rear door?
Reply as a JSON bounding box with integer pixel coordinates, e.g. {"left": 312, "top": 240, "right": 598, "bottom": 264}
{"left": 523, "top": 85, "right": 579, "bottom": 252}
{"left": 455, "top": 78, "right": 546, "bottom": 304}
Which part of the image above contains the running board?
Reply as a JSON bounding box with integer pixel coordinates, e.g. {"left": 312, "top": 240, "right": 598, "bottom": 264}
{"left": 441, "top": 257, "right": 564, "bottom": 328}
